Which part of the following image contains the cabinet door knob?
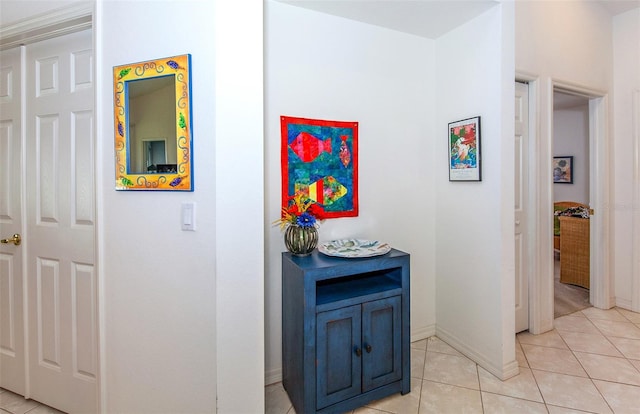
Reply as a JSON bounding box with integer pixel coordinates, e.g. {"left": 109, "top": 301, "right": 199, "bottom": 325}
{"left": 354, "top": 347, "right": 362, "bottom": 357}
{"left": 365, "top": 344, "right": 372, "bottom": 353}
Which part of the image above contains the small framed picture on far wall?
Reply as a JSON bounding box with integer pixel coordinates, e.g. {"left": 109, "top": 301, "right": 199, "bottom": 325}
{"left": 449, "top": 116, "right": 481, "bottom": 181}
{"left": 553, "top": 156, "right": 573, "bottom": 184}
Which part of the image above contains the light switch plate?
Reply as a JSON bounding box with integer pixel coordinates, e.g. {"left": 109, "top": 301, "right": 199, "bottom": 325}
{"left": 181, "top": 202, "right": 196, "bottom": 231}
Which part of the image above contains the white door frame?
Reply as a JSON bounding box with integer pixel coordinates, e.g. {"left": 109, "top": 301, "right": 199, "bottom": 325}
{"left": 516, "top": 73, "right": 612, "bottom": 334}
{"left": 515, "top": 81, "right": 531, "bottom": 333}
{"left": 0, "top": 3, "right": 91, "bottom": 52}
{"left": 554, "top": 81, "right": 612, "bottom": 311}
{"left": 0, "top": 1, "right": 100, "bottom": 409}
{"left": 633, "top": 90, "right": 640, "bottom": 313}
{"left": 516, "top": 72, "right": 550, "bottom": 333}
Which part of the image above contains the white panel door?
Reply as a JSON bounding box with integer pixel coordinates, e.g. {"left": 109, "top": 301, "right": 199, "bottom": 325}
{"left": 0, "top": 46, "right": 26, "bottom": 396}
{"left": 515, "top": 81, "right": 529, "bottom": 333}
{"left": 25, "top": 29, "right": 96, "bottom": 413}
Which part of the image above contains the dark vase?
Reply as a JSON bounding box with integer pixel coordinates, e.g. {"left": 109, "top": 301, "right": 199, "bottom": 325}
{"left": 284, "top": 225, "right": 318, "bottom": 256}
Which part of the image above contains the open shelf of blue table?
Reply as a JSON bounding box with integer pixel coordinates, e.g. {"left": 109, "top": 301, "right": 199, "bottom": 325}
{"left": 282, "top": 248, "right": 410, "bottom": 413}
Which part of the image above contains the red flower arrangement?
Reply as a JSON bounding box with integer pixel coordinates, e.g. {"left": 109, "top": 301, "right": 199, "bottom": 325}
{"left": 275, "top": 193, "right": 325, "bottom": 230}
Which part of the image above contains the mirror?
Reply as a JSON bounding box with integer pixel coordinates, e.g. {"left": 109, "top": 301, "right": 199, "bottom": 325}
{"left": 113, "top": 54, "right": 193, "bottom": 190}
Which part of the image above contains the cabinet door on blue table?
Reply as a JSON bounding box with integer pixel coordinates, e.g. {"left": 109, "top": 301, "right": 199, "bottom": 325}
{"left": 316, "top": 304, "right": 362, "bottom": 410}
{"left": 362, "top": 296, "right": 402, "bottom": 392}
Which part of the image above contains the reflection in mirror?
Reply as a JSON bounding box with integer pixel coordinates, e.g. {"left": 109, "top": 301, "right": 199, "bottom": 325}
{"left": 128, "top": 76, "right": 176, "bottom": 173}
{"left": 142, "top": 139, "right": 168, "bottom": 173}
{"left": 113, "top": 54, "right": 193, "bottom": 190}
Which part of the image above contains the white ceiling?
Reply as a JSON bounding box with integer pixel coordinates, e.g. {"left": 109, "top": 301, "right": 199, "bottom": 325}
{"left": 598, "top": 0, "right": 640, "bottom": 15}
{"left": 2, "top": 0, "right": 638, "bottom": 39}
{"left": 278, "top": 0, "right": 498, "bottom": 39}
{"left": 278, "top": 0, "right": 640, "bottom": 40}
{"left": 0, "top": 0, "right": 79, "bottom": 27}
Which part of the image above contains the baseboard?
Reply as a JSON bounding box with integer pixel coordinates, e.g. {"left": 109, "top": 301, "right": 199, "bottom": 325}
{"left": 411, "top": 323, "right": 436, "bottom": 343}
{"left": 615, "top": 297, "right": 633, "bottom": 311}
{"left": 265, "top": 367, "right": 282, "bottom": 386}
{"left": 268, "top": 325, "right": 522, "bottom": 385}
{"left": 435, "top": 326, "right": 519, "bottom": 381}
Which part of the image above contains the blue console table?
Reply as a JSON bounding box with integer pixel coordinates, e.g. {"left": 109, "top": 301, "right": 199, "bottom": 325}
{"left": 282, "top": 249, "right": 410, "bottom": 413}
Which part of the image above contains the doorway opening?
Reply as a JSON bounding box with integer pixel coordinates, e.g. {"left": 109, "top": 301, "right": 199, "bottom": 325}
{"left": 516, "top": 76, "right": 611, "bottom": 335}
{"left": 553, "top": 82, "right": 611, "bottom": 315}
{"left": 552, "top": 91, "right": 591, "bottom": 318}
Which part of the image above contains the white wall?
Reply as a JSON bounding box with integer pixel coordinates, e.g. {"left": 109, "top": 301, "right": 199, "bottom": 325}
{"left": 553, "top": 105, "right": 590, "bottom": 204}
{"left": 435, "top": 3, "right": 517, "bottom": 379}
{"left": 214, "top": 1, "right": 265, "bottom": 412}
{"left": 264, "top": 0, "right": 437, "bottom": 383}
{"left": 612, "top": 8, "right": 640, "bottom": 310}
{"left": 515, "top": 0, "right": 615, "bottom": 328}
{"left": 97, "top": 0, "right": 264, "bottom": 412}
{"left": 516, "top": 1, "right": 613, "bottom": 89}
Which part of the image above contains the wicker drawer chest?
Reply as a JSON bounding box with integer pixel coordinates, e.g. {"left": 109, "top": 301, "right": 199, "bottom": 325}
{"left": 558, "top": 216, "right": 590, "bottom": 289}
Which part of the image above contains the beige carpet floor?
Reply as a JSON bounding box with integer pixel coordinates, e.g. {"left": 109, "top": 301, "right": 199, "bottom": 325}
{"left": 554, "top": 257, "right": 591, "bottom": 318}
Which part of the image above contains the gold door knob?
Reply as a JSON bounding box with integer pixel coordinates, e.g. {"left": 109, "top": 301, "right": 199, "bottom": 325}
{"left": 1, "top": 234, "right": 21, "bottom": 246}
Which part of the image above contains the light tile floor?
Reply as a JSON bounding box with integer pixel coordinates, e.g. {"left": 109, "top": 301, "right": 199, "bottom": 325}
{"left": 0, "top": 389, "right": 64, "bottom": 414}
{"left": 267, "top": 307, "right": 640, "bottom": 414}
{"left": 2, "top": 306, "right": 638, "bottom": 414}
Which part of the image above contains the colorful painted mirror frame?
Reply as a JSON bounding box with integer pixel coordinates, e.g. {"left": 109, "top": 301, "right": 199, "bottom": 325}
{"left": 113, "top": 54, "right": 193, "bottom": 191}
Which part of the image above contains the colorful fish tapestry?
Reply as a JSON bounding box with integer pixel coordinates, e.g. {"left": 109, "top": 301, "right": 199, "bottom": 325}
{"left": 281, "top": 116, "right": 358, "bottom": 219}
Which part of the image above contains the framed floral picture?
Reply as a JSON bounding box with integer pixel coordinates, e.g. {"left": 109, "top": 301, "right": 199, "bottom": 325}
{"left": 553, "top": 156, "right": 573, "bottom": 184}
{"left": 449, "top": 116, "right": 481, "bottom": 181}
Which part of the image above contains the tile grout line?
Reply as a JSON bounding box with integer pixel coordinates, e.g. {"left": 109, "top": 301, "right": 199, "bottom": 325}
{"left": 555, "top": 323, "right": 613, "bottom": 412}
{"left": 476, "top": 364, "right": 486, "bottom": 414}
{"left": 415, "top": 339, "right": 428, "bottom": 414}
{"left": 524, "top": 309, "right": 616, "bottom": 413}
{"left": 565, "top": 312, "right": 621, "bottom": 414}
{"left": 479, "top": 389, "right": 553, "bottom": 406}
{"left": 477, "top": 362, "right": 553, "bottom": 411}
{"left": 583, "top": 311, "right": 640, "bottom": 377}
{"left": 513, "top": 336, "right": 553, "bottom": 412}
{"left": 601, "top": 309, "right": 640, "bottom": 376}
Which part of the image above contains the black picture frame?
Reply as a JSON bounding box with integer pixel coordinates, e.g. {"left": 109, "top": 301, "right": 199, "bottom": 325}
{"left": 553, "top": 156, "right": 573, "bottom": 184}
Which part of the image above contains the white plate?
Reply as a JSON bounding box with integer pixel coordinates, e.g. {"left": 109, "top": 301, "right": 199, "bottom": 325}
{"left": 318, "top": 239, "right": 391, "bottom": 258}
